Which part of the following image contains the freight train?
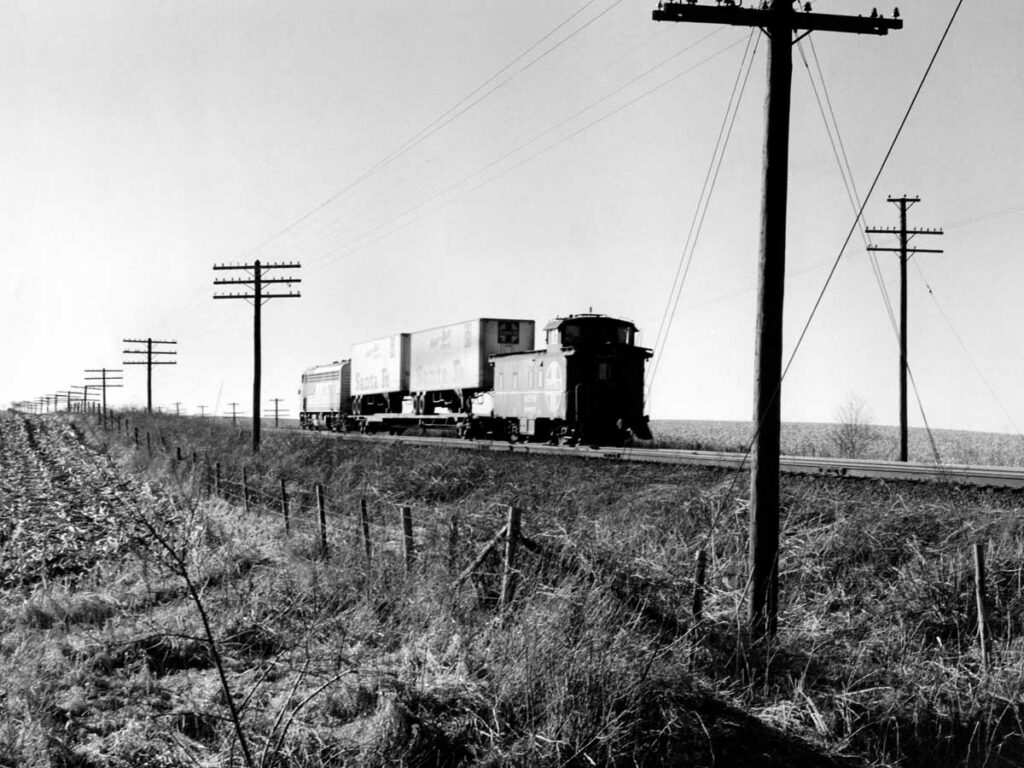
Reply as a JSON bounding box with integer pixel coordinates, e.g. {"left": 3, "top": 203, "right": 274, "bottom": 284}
{"left": 299, "top": 313, "right": 652, "bottom": 446}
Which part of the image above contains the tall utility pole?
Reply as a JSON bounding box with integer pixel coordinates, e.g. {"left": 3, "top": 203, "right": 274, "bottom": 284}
{"left": 265, "top": 398, "right": 289, "bottom": 428}
{"left": 173, "top": 402, "right": 184, "bottom": 416}
{"left": 653, "top": 1, "right": 901, "bottom": 641}
{"left": 123, "top": 338, "right": 177, "bottom": 413}
{"left": 214, "top": 260, "right": 301, "bottom": 452}
{"left": 197, "top": 405, "right": 208, "bottom": 417}
{"left": 867, "top": 196, "right": 943, "bottom": 462}
{"left": 85, "top": 368, "right": 124, "bottom": 428}
{"left": 227, "top": 402, "right": 241, "bottom": 426}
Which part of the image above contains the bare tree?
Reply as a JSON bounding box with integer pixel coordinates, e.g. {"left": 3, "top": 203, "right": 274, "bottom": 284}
{"left": 830, "top": 393, "right": 879, "bottom": 459}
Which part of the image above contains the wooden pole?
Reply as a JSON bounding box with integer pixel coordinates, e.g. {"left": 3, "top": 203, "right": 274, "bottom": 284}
{"left": 242, "top": 467, "right": 250, "bottom": 513}
{"left": 360, "top": 498, "right": 372, "bottom": 562}
{"left": 974, "top": 542, "right": 990, "bottom": 670}
{"left": 316, "top": 483, "right": 327, "bottom": 556}
{"left": 401, "top": 506, "right": 414, "bottom": 572}
{"left": 253, "top": 261, "right": 262, "bottom": 453}
{"left": 748, "top": 3, "right": 792, "bottom": 642}
{"left": 500, "top": 506, "right": 522, "bottom": 607}
{"left": 214, "top": 462, "right": 221, "bottom": 496}
{"left": 693, "top": 549, "right": 707, "bottom": 624}
{"left": 280, "top": 478, "right": 290, "bottom": 536}
{"left": 448, "top": 511, "right": 459, "bottom": 573}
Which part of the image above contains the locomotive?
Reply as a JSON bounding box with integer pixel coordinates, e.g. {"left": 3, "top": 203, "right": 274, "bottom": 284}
{"left": 299, "top": 313, "right": 652, "bottom": 446}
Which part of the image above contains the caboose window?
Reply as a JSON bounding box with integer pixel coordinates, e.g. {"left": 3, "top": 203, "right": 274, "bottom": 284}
{"left": 597, "top": 362, "right": 611, "bottom": 380}
{"left": 512, "top": 372, "right": 519, "bottom": 389}
{"left": 617, "top": 326, "right": 633, "bottom": 345}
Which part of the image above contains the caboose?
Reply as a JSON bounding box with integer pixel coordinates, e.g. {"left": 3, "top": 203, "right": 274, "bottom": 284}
{"left": 481, "top": 313, "right": 652, "bottom": 446}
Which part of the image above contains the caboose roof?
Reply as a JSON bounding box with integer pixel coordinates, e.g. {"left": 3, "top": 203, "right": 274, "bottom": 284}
{"left": 543, "top": 314, "right": 638, "bottom": 332}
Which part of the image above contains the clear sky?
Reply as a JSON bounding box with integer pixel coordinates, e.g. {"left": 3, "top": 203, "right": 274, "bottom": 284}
{"left": 3, "top": 0, "right": 1022, "bottom": 434}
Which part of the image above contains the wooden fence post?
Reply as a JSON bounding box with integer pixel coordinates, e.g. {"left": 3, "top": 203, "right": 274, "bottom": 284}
{"left": 214, "top": 462, "right": 221, "bottom": 496}
{"left": 974, "top": 542, "right": 990, "bottom": 670}
{"left": 280, "top": 478, "right": 290, "bottom": 536}
{"left": 692, "top": 549, "right": 707, "bottom": 624}
{"left": 242, "top": 467, "right": 250, "bottom": 513}
{"left": 175, "top": 445, "right": 183, "bottom": 462}
{"left": 448, "top": 511, "right": 459, "bottom": 573}
{"left": 402, "top": 506, "right": 414, "bottom": 572}
{"left": 316, "top": 483, "right": 327, "bottom": 556}
{"left": 146, "top": 431, "right": 152, "bottom": 456}
{"left": 133, "top": 426, "right": 139, "bottom": 448}
{"left": 500, "top": 506, "right": 522, "bottom": 607}
{"left": 360, "top": 498, "right": 372, "bottom": 562}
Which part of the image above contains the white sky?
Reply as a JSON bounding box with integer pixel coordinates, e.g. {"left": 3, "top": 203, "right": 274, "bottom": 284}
{"left": 3, "top": 0, "right": 1022, "bottom": 433}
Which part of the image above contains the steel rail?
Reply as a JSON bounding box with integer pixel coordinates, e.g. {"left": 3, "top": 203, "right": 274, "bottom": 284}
{"left": 277, "top": 427, "right": 1024, "bottom": 490}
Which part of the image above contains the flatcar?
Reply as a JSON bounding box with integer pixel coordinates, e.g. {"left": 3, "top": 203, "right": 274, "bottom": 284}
{"left": 299, "top": 312, "right": 651, "bottom": 446}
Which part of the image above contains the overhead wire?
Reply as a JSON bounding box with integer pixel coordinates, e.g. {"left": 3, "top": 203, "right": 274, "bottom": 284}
{"left": 290, "top": 26, "right": 730, "bottom": 273}
{"left": 645, "top": 29, "right": 760, "bottom": 405}
{"left": 299, "top": 33, "right": 751, "bottom": 275}
{"left": 912, "top": 259, "right": 1024, "bottom": 436}
{"left": 240, "top": 0, "right": 618, "bottom": 264}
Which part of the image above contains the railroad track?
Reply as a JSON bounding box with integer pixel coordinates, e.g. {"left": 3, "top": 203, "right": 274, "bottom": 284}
{"left": 286, "top": 428, "right": 1024, "bottom": 490}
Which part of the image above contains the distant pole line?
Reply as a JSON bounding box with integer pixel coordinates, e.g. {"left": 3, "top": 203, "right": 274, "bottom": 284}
{"left": 173, "top": 401, "right": 183, "bottom": 416}
{"left": 867, "top": 196, "right": 943, "bottom": 462}
{"left": 197, "top": 405, "right": 208, "bottom": 418}
{"left": 123, "top": 337, "right": 177, "bottom": 413}
{"left": 227, "top": 402, "right": 240, "bottom": 426}
{"left": 214, "top": 260, "right": 301, "bottom": 452}
{"left": 85, "top": 367, "right": 124, "bottom": 428}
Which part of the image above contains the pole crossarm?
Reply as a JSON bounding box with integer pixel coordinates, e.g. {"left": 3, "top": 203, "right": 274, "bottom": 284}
{"left": 213, "top": 262, "right": 301, "bottom": 270}
{"left": 214, "top": 278, "right": 301, "bottom": 286}
{"left": 123, "top": 339, "right": 176, "bottom": 344}
{"left": 652, "top": 3, "right": 902, "bottom": 35}
{"left": 867, "top": 246, "right": 944, "bottom": 254}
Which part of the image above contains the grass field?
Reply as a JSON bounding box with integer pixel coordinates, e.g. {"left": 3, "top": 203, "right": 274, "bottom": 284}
{"left": 2, "top": 411, "right": 1023, "bottom": 766}
{"left": 651, "top": 419, "right": 1024, "bottom": 466}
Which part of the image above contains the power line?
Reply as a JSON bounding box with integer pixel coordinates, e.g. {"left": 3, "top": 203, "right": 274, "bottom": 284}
{"left": 646, "top": 30, "right": 760, "bottom": 404}
{"left": 240, "top": 0, "right": 620, "bottom": 264}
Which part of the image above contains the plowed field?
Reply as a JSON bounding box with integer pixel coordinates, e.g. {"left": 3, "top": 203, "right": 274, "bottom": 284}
{"left": 0, "top": 414, "right": 141, "bottom": 588}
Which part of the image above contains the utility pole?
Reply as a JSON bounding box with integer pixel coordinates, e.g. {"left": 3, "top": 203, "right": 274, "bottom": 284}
{"left": 214, "top": 260, "right": 301, "bottom": 452}
{"left": 197, "top": 405, "right": 208, "bottom": 418}
{"left": 55, "top": 391, "right": 74, "bottom": 412}
{"left": 173, "top": 401, "right": 183, "bottom": 416}
{"left": 85, "top": 368, "right": 124, "bottom": 429}
{"left": 653, "top": 1, "right": 901, "bottom": 641}
{"left": 264, "top": 398, "right": 289, "bottom": 428}
{"left": 227, "top": 402, "right": 240, "bottom": 426}
{"left": 866, "top": 196, "right": 943, "bottom": 462}
{"left": 123, "top": 338, "right": 177, "bottom": 413}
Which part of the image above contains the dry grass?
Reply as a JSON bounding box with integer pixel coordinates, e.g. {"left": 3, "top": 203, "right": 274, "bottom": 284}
{"left": 2, "top": 410, "right": 1023, "bottom": 766}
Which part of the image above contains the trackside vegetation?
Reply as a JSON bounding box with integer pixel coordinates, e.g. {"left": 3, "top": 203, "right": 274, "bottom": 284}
{"left": 1, "top": 411, "right": 1023, "bottom": 766}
